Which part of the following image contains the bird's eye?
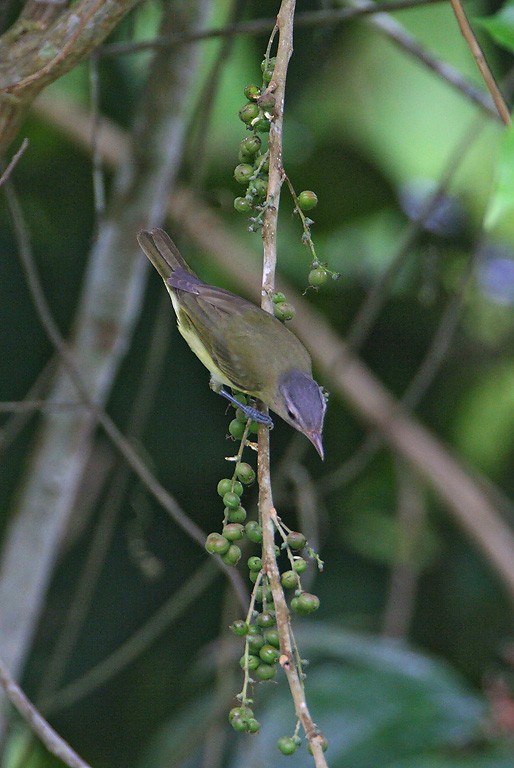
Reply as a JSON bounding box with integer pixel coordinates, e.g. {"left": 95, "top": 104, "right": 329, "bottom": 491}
{"left": 287, "top": 408, "right": 297, "bottom": 421}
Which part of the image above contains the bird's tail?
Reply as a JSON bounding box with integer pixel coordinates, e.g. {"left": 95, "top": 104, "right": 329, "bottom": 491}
{"left": 137, "top": 229, "right": 196, "bottom": 280}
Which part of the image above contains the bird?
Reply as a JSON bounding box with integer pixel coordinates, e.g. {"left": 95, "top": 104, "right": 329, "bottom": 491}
{"left": 137, "top": 228, "right": 326, "bottom": 458}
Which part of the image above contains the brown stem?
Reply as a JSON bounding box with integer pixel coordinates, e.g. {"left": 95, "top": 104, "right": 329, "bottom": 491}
{"left": 449, "top": 0, "right": 511, "bottom": 126}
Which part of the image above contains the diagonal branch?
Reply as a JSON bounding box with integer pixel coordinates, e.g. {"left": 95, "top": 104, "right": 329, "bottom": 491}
{"left": 0, "top": 0, "right": 140, "bottom": 153}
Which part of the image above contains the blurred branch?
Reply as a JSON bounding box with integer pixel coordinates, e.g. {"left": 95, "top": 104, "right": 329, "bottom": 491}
{"left": 0, "top": 658, "right": 91, "bottom": 768}
{"left": 98, "top": 0, "right": 452, "bottom": 56}
{"left": 0, "top": 137, "right": 28, "bottom": 187}
{"left": 0, "top": 0, "right": 212, "bottom": 731}
{"left": 0, "top": 0, "right": 140, "bottom": 153}
{"left": 40, "top": 560, "right": 219, "bottom": 714}
{"left": 32, "top": 91, "right": 514, "bottom": 598}
{"left": 344, "top": 0, "right": 501, "bottom": 121}
{"left": 449, "top": 0, "right": 511, "bottom": 126}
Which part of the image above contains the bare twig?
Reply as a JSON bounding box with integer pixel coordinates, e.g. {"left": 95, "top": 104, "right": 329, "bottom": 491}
{"left": 0, "top": 658, "right": 92, "bottom": 768}
{"left": 0, "top": 137, "right": 29, "bottom": 186}
{"left": 449, "top": 0, "right": 511, "bottom": 126}
{"left": 257, "top": 3, "right": 328, "bottom": 765}
{"left": 344, "top": 0, "right": 500, "bottom": 120}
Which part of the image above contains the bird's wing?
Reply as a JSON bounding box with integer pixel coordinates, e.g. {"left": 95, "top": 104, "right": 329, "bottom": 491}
{"left": 173, "top": 282, "right": 265, "bottom": 393}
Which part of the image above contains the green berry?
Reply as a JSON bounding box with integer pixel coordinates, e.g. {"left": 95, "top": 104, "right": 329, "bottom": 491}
{"left": 272, "top": 292, "right": 286, "bottom": 304}
{"left": 239, "top": 102, "right": 260, "bottom": 124}
{"left": 221, "top": 544, "right": 242, "bottom": 566}
{"left": 298, "top": 190, "right": 318, "bottom": 211}
{"left": 234, "top": 163, "right": 254, "bottom": 184}
{"left": 291, "top": 592, "right": 320, "bottom": 615}
{"left": 273, "top": 302, "right": 296, "bottom": 322}
{"left": 248, "top": 633, "right": 265, "bottom": 653}
{"left": 264, "top": 628, "right": 280, "bottom": 648}
{"left": 205, "top": 532, "right": 230, "bottom": 555}
{"left": 277, "top": 736, "right": 297, "bottom": 755}
{"left": 241, "top": 653, "right": 261, "bottom": 670}
{"left": 247, "top": 556, "right": 262, "bottom": 572}
{"left": 256, "top": 611, "right": 275, "bottom": 628}
{"left": 245, "top": 521, "right": 263, "bottom": 543}
{"left": 281, "top": 570, "right": 299, "bottom": 589}
{"left": 227, "top": 505, "right": 247, "bottom": 523}
{"left": 236, "top": 462, "right": 256, "bottom": 484}
{"left": 230, "top": 619, "right": 248, "bottom": 636}
{"left": 229, "top": 705, "right": 252, "bottom": 722}
{"left": 254, "top": 662, "right": 276, "bottom": 681}
{"left": 222, "top": 523, "right": 244, "bottom": 541}
{"left": 234, "top": 196, "right": 252, "bottom": 213}
{"left": 253, "top": 118, "right": 271, "bottom": 133}
{"left": 248, "top": 569, "right": 259, "bottom": 583}
{"left": 247, "top": 718, "right": 260, "bottom": 733}
{"left": 248, "top": 176, "right": 268, "bottom": 200}
{"left": 261, "top": 57, "right": 277, "bottom": 72}
{"left": 223, "top": 492, "right": 241, "bottom": 510}
{"left": 308, "top": 268, "right": 328, "bottom": 288}
{"left": 240, "top": 135, "right": 262, "bottom": 157}
{"left": 229, "top": 418, "right": 246, "bottom": 440}
{"left": 293, "top": 558, "right": 307, "bottom": 573}
{"left": 259, "top": 644, "right": 280, "bottom": 664}
{"left": 286, "top": 531, "right": 306, "bottom": 550}
{"left": 244, "top": 84, "right": 261, "bottom": 100}
{"left": 217, "top": 478, "right": 232, "bottom": 497}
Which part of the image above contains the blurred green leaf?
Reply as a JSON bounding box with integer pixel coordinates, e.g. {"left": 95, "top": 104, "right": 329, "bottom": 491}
{"left": 226, "top": 624, "right": 489, "bottom": 768}
{"left": 484, "top": 121, "right": 514, "bottom": 232}
{"left": 476, "top": 1, "right": 514, "bottom": 53}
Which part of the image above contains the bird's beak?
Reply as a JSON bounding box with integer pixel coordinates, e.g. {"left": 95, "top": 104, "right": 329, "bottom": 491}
{"left": 307, "top": 430, "right": 324, "bottom": 460}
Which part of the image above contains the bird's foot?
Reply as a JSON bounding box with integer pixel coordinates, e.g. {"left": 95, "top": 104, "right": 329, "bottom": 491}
{"left": 218, "top": 388, "right": 274, "bottom": 428}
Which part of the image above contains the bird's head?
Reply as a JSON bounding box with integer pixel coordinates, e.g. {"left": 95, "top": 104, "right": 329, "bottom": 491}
{"left": 272, "top": 369, "right": 327, "bottom": 459}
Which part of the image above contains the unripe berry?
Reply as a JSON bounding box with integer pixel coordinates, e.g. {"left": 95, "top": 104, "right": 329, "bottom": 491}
{"left": 223, "top": 492, "right": 242, "bottom": 510}
{"left": 245, "top": 520, "right": 263, "bottom": 543}
{"left": 298, "top": 190, "right": 318, "bottom": 211}
{"left": 222, "top": 523, "right": 244, "bottom": 541}
{"left": 240, "top": 135, "right": 262, "bottom": 157}
{"left": 254, "top": 662, "right": 276, "bottom": 681}
{"left": 259, "top": 644, "right": 280, "bottom": 664}
{"left": 236, "top": 462, "right": 256, "bottom": 484}
{"left": 308, "top": 268, "right": 328, "bottom": 288}
{"left": 205, "top": 532, "right": 230, "bottom": 555}
{"left": 221, "top": 544, "right": 241, "bottom": 566}
{"left": 273, "top": 302, "right": 296, "bottom": 322}
{"left": 239, "top": 102, "right": 260, "bottom": 124}
{"left": 234, "top": 163, "right": 254, "bottom": 185}
{"left": 234, "top": 196, "right": 252, "bottom": 213}
{"left": 277, "top": 736, "right": 297, "bottom": 756}
{"left": 229, "top": 418, "right": 246, "bottom": 440}
{"left": 291, "top": 591, "right": 320, "bottom": 615}
{"left": 286, "top": 531, "right": 306, "bottom": 550}
{"left": 230, "top": 620, "right": 248, "bottom": 636}
{"left": 244, "top": 84, "right": 261, "bottom": 100}
{"left": 226, "top": 505, "right": 247, "bottom": 523}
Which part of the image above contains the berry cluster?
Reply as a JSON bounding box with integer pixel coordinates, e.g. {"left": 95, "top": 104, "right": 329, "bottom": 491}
{"left": 203, "top": 393, "right": 323, "bottom": 744}
{"left": 233, "top": 58, "right": 277, "bottom": 229}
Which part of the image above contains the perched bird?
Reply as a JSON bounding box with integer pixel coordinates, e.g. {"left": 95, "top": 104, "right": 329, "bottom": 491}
{"left": 137, "top": 228, "right": 326, "bottom": 458}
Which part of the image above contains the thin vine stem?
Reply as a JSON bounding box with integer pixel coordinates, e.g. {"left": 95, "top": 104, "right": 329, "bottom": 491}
{"left": 257, "top": 1, "right": 328, "bottom": 765}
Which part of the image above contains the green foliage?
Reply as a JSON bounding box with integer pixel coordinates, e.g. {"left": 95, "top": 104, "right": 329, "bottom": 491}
{"left": 476, "top": 0, "right": 514, "bottom": 53}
